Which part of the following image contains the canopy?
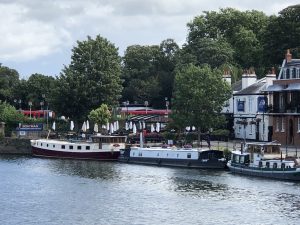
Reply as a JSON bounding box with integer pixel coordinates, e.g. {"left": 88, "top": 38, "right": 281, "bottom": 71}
{"left": 265, "top": 84, "right": 284, "bottom": 92}
{"left": 284, "top": 83, "right": 300, "bottom": 91}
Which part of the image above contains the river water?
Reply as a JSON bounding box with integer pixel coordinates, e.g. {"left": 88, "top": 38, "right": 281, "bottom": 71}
{"left": 1, "top": 155, "right": 300, "bottom": 225}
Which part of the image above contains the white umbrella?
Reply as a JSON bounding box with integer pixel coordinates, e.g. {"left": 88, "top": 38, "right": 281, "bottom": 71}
{"left": 52, "top": 121, "right": 56, "bottom": 131}
{"left": 125, "top": 122, "right": 129, "bottom": 131}
{"left": 86, "top": 120, "right": 90, "bottom": 130}
{"left": 116, "top": 121, "right": 119, "bottom": 130}
{"left": 81, "top": 121, "right": 87, "bottom": 132}
{"left": 142, "top": 121, "right": 146, "bottom": 129}
{"left": 139, "top": 121, "right": 142, "bottom": 130}
{"left": 151, "top": 124, "right": 155, "bottom": 133}
{"left": 156, "top": 122, "right": 160, "bottom": 133}
{"left": 186, "top": 126, "right": 191, "bottom": 131}
{"left": 94, "top": 123, "right": 99, "bottom": 133}
{"left": 113, "top": 121, "right": 117, "bottom": 131}
{"left": 106, "top": 122, "right": 110, "bottom": 131}
{"left": 192, "top": 126, "right": 196, "bottom": 131}
{"left": 70, "top": 121, "right": 74, "bottom": 131}
{"left": 129, "top": 121, "right": 133, "bottom": 129}
{"left": 110, "top": 123, "right": 114, "bottom": 134}
{"left": 133, "top": 123, "right": 137, "bottom": 134}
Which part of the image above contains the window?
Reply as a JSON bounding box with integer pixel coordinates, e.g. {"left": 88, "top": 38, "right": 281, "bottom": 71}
{"left": 187, "top": 153, "right": 191, "bottom": 159}
{"left": 53, "top": 145, "right": 55, "bottom": 148}
{"left": 69, "top": 145, "right": 73, "bottom": 150}
{"left": 283, "top": 68, "right": 286, "bottom": 79}
{"left": 266, "top": 162, "right": 270, "bottom": 168}
{"left": 297, "top": 68, "right": 300, "bottom": 78}
{"left": 298, "top": 118, "right": 300, "bottom": 132}
{"left": 177, "top": 154, "right": 179, "bottom": 158}
{"left": 279, "top": 93, "right": 284, "bottom": 109}
{"left": 61, "top": 145, "right": 65, "bottom": 149}
{"left": 249, "top": 98, "right": 253, "bottom": 113}
{"left": 86, "top": 146, "right": 90, "bottom": 150}
{"left": 47, "top": 144, "right": 49, "bottom": 147}
{"left": 281, "top": 163, "right": 285, "bottom": 169}
{"left": 259, "top": 161, "right": 263, "bottom": 168}
{"left": 276, "top": 117, "right": 280, "bottom": 132}
{"left": 281, "top": 118, "right": 285, "bottom": 132}
{"left": 77, "top": 146, "right": 81, "bottom": 150}
{"left": 40, "top": 143, "right": 43, "bottom": 146}
{"left": 273, "top": 163, "right": 277, "bottom": 169}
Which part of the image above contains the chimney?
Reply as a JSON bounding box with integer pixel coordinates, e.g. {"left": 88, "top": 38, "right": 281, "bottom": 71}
{"left": 242, "top": 68, "right": 257, "bottom": 89}
{"left": 266, "top": 67, "right": 276, "bottom": 86}
{"left": 286, "top": 49, "right": 292, "bottom": 63}
{"left": 222, "top": 68, "right": 231, "bottom": 85}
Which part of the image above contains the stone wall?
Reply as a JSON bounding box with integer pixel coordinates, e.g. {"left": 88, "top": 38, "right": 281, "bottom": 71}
{"left": 0, "top": 137, "right": 32, "bottom": 154}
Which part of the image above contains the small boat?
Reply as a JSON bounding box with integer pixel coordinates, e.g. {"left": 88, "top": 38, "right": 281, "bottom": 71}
{"left": 119, "top": 145, "right": 227, "bottom": 169}
{"left": 227, "top": 142, "right": 300, "bottom": 181}
{"left": 31, "top": 134, "right": 127, "bottom": 160}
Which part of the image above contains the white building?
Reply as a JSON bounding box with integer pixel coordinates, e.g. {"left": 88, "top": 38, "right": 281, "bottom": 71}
{"left": 232, "top": 69, "right": 276, "bottom": 141}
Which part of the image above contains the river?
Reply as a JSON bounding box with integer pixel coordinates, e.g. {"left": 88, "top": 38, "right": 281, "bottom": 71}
{"left": 1, "top": 155, "right": 300, "bottom": 225}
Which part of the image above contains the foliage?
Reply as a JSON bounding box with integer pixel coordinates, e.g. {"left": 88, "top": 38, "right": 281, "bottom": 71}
{"left": 88, "top": 103, "right": 111, "bottom": 127}
{"left": 51, "top": 35, "right": 123, "bottom": 121}
{"left": 122, "top": 39, "right": 179, "bottom": 108}
{"left": 0, "top": 65, "right": 20, "bottom": 102}
{"left": 263, "top": 4, "right": 300, "bottom": 65}
{"left": 171, "top": 64, "right": 231, "bottom": 131}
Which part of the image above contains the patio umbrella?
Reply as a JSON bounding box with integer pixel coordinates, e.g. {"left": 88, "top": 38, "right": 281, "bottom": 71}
{"left": 156, "top": 122, "right": 160, "bottom": 133}
{"left": 151, "top": 124, "right": 155, "bottom": 133}
{"left": 70, "top": 121, "right": 74, "bottom": 131}
{"left": 125, "top": 122, "right": 129, "bottom": 131}
{"left": 129, "top": 121, "right": 133, "bottom": 129}
{"left": 86, "top": 120, "right": 90, "bottom": 130}
{"left": 52, "top": 121, "right": 56, "bottom": 131}
{"left": 81, "top": 121, "right": 87, "bottom": 132}
{"left": 110, "top": 123, "right": 114, "bottom": 133}
{"left": 94, "top": 123, "right": 98, "bottom": 133}
{"left": 133, "top": 123, "right": 137, "bottom": 134}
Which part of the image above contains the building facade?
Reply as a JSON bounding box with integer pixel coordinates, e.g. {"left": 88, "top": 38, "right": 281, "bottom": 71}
{"left": 266, "top": 50, "right": 300, "bottom": 146}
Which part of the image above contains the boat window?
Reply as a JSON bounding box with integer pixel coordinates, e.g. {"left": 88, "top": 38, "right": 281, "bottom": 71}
{"left": 157, "top": 153, "right": 159, "bottom": 156}
{"left": 61, "top": 145, "right": 65, "bottom": 149}
{"left": 273, "top": 163, "right": 277, "bottom": 169}
{"left": 47, "top": 144, "right": 49, "bottom": 147}
{"left": 133, "top": 152, "right": 135, "bottom": 156}
{"left": 266, "top": 162, "right": 270, "bottom": 168}
{"left": 53, "top": 145, "right": 55, "bottom": 148}
{"left": 69, "top": 145, "right": 73, "bottom": 150}
{"left": 240, "top": 156, "right": 245, "bottom": 163}
{"left": 187, "top": 153, "right": 191, "bottom": 159}
{"left": 177, "top": 154, "right": 179, "bottom": 158}
{"left": 166, "top": 153, "right": 168, "bottom": 157}
{"left": 259, "top": 161, "right": 262, "bottom": 168}
{"left": 77, "top": 146, "right": 81, "bottom": 150}
{"left": 86, "top": 146, "right": 90, "bottom": 150}
{"left": 281, "top": 163, "right": 285, "bottom": 169}
{"left": 41, "top": 143, "right": 43, "bottom": 146}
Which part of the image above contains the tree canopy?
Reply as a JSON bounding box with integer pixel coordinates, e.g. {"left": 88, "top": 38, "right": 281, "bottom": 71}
{"left": 51, "top": 35, "right": 123, "bottom": 121}
{"left": 171, "top": 64, "right": 231, "bottom": 132}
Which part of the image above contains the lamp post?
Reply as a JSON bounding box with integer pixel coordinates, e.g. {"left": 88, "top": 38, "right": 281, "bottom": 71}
{"left": 28, "top": 101, "right": 33, "bottom": 119}
{"left": 165, "top": 97, "right": 169, "bottom": 118}
{"left": 144, "top": 101, "right": 148, "bottom": 114}
{"left": 40, "top": 101, "right": 44, "bottom": 110}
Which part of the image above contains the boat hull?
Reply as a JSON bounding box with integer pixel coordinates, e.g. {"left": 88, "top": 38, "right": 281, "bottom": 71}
{"left": 119, "top": 156, "right": 226, "bottom": 169}
{"left": 32, "top": 146, "right": 120, "bottom": 160}
{"left": 227, "top": 163, "right": 300, "bottom": 181}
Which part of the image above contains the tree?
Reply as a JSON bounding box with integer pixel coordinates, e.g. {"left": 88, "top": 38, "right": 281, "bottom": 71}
{"left": 0, "top": 65, "right": 20, "bottom": 102}
{"left": 263, "top": 4, "right": 300, "bottom": 65}
{"left": 88, "top": 103, "right": 111, "bottom": 131}
{"left": 171, "top": 64, "right": 231, "bottom": 145}
{"left": 51, "top": 35, "right": 123, "bottom": 121}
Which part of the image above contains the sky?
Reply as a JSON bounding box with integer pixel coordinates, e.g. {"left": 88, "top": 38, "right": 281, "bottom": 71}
{"left": 0, "top": 0, "right": 298, "bottom": 79}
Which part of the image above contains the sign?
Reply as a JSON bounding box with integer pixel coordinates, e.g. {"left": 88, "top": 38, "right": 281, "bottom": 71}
{"left": 237, "top": 100, "right": 245, "bottom": 112}
{"left": 18, "top": 123, "right": 43, "bottom": 131}
{"left": 257, "top": 97, "right": 267, "bottom": 112}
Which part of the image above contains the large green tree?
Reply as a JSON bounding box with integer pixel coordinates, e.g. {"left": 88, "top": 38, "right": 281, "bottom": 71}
{"left": 263, "top": 4, "right": 300, "bottom": 65}
{"left": 171, "top": 64, "right": 231, "bottom": 145}
{"left": 51, "top": 35, "right": 123, "bottom": 121}
{"left": 0, "top": 64, "right": 20, "bottom": 102}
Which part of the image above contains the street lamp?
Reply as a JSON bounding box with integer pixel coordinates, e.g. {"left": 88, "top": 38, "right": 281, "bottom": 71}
{"left": 28, "top": 101, "right": 33, "bottom": 119}
{"left": 165, "top": 97, "right": 169, "bottom": 118}
{"left": 40, "top": 101, "right": 44, "bottom": 110}
{"left": 144, "top": 101, "right": 148, "bottom": 114}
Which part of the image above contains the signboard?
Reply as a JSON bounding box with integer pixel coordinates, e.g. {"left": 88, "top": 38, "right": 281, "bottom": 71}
{"left": 257, "top": 96, "right": 267, "bottom": 112}
{"left": 237, "top": 100, "right": 245, "bottom": 112}
{"left": 18, "top": 124, "right": 43, "bottom": 131}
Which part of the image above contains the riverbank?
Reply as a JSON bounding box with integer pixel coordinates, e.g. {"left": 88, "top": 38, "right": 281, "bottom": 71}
{"left": 0, "top": 137, "right": 32, "bottom": 154}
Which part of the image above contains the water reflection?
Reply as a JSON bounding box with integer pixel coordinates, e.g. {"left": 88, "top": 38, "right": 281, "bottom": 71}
{"left": 47, "top": 159, "right": 120, "bottom": 180}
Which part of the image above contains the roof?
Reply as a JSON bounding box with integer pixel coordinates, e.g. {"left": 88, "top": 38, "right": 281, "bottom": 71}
{"left": 233, "top": 82, "right": 266, "bottom": 96}
{"left": 232, "top": 79, "right": 242, "bottom": 92}
{"left": 284, "top": 83, "right": 300, "bottom": 91}
{"left": 129, "top": 115, "right": 159, "bottom": 121}
{"left": 265, "top": 84, "right": 284, "bottom": 92}
{"left": 285, "top": 59, "right": 300, "bottom": 68}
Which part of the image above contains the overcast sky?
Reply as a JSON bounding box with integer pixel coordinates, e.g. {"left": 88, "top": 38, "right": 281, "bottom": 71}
{"left": 0, "top": 0, "right": 298, "bottom": 78}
